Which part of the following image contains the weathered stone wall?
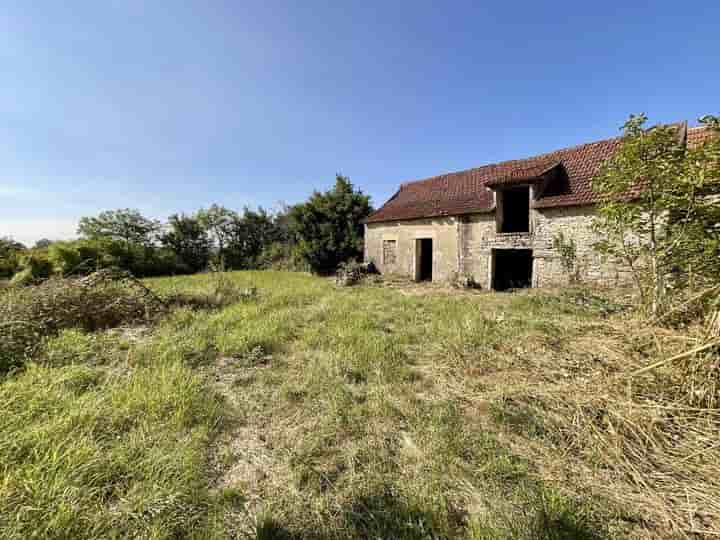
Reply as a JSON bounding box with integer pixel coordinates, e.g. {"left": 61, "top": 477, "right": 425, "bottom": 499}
{"left": 365, "top": 205, "right": 627, "bottom": 287}
{"left": 532, "top": 206, "right": 630, "bottom": 287}
{"left": 460, "top": 205, "right": 628, "bottom": 288}
{"left": 364, "top": 218, "right": 460, "bottom": 282}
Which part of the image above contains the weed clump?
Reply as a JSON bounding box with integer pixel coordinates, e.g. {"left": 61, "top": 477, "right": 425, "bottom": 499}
{"left": 164, "top": 273, "right": 259, "bottom": 309}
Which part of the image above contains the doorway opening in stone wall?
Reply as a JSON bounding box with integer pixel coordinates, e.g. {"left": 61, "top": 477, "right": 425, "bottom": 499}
{"left": 492, "top": 249, "right": 533, "bottom": 291}
{"left": 415, "top": 238, "right": 433, "bottom": 281}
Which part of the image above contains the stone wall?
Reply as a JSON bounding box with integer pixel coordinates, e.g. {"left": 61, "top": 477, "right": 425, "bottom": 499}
{"left": 364, "top": 217, "right": 460, "bottom": 282}
{"left": 459, "top": 206, "right": 628, "bottom": 288}
{"left": 364, "top": 205, "right": 627, "bottom": 288}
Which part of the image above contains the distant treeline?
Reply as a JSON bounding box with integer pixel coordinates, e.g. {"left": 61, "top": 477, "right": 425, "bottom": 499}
{"left": 1, "top": 175, "right": 372, "bottom": 284}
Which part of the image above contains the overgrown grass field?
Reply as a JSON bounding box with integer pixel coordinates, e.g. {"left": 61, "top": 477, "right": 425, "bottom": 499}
{"left": 1, "top": 271, "right": 717, "bottom": 539}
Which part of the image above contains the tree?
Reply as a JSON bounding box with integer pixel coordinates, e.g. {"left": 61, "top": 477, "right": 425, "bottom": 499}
{"left": 592, "top": 114, "right": 720, "bottom": 316}
{"left": 77, "top": 209, "right": 161, "bottom": 247}
{"left": 673, "top": 115, "right": 720, "bottom": 281}
{"left": 0, "top": 237, "right": 26, "bottom": 278}
{"left": 33, "top": 239, "right": 53, "bottom": 249}
{"left": 223, "top": 207, "right": 283, "bottom": 269}
{"left": 160, "top": 213, "right": 212, "bottom": 272}
{"left": 197, "top": 204, "right": 237, "bottom": 269}
{"left": 289, "top": 175, "right": 373, "bottom": 274}
{"left": 0, "top": 237, "right": 26, "bottom": 256}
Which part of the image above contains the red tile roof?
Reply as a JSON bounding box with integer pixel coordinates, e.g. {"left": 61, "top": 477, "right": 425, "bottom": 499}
{"left": 365, "top": 123, "right": 711, "bottom": 224}
{"left": 687, "top": 126, "right": 714, "bottom": 148}
{"left": 484, "top": 160, "right": 562, "bottom": 188}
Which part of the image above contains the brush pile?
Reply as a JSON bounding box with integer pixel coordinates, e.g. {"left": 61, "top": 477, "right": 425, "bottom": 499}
{"left": 0, "top": 269, "right": 166, "bottom": 373}
{"left": 335, "top": 260, "right": 376, "bottom": 287}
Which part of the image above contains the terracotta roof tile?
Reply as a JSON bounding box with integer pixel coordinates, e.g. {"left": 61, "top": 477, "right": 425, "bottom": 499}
{"left": 366, "top": 134, "right": 622, "bottom": 223}
{"left": 687, "top": 126, "right": 715, "bottom": 148}
{"left": 367, "top": 121, "right": 708, "bottom": 224}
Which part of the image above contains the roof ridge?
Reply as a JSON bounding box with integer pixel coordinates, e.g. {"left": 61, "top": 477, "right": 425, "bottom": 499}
{"left": 399, "top": 132, "right": 623, "bottom": 190}
{"left": 366, "top": 120, "right": 689, "bottom": 224}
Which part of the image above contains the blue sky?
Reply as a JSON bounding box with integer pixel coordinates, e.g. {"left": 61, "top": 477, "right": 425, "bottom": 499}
{"left": 1, "top": 1, "right": 718, "bottom": 245}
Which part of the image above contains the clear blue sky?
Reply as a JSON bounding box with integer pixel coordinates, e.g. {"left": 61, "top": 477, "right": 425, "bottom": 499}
{"left": 1, "top": 1, "right": 718, "bottom": 245}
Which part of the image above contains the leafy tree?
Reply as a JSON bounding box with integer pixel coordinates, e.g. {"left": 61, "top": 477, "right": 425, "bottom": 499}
{"left": 592, "top": 114, "right": 720, "bottom": 316}
{"left": 197, "top": 204, "right": 237, "bottom": 269}
{"left": 289, "top": 175, "right": 373, "bottom": 274}
{"left": 0, "top": 237, "right": 26, "bottom": 278}
{"left": 33, "top": 239, "right": 53, "bottom": 249}
{"left": 0, "top": 237, "right": 26, "bottom": 254}
{"left": 77, "top": 209, "right": 161, "bottom": 247}
{"left": 224, "top": 207, "right": 282, "bottom": 269}
{"left": 270, "top": 202, "right": 293, "bottom": 244}
{"left": 160, "top": 213, "right": 212, "bottom": 272}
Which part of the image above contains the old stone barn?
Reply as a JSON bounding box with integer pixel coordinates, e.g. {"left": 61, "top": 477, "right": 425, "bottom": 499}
{"left": 364, "top": 124, "right": 709, "bottom": 290}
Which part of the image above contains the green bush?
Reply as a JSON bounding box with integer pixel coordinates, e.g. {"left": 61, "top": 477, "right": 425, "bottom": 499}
{"left": 46, "top": 239, "right": 191, "bottom": 279}
{"left": 258, "top": 242, "right": 308, "bottom": 272}
{"left": 10, "top": 252, "right": 53, "bottom": 285}
{"left": 0, "top": 238, "right": 25, "bottom": 279}
{"left": 47, "top": 241, "right": 84, "bottom": 274}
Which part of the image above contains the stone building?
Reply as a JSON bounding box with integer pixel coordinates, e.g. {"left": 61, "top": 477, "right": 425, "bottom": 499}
{"left": 364, "top": 124, "right": 710, "bottom": 289}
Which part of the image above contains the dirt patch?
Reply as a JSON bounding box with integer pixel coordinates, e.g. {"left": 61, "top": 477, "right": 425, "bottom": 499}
{"left": 207, "top": 355, "right": 292, "bottom": 535}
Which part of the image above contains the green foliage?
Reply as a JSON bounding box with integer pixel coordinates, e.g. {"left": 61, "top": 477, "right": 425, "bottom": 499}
{"left": 47, "top": 241, "right": 85, "bottom": 274}
{"left": 10, "top": 252, "right": 53, "bottom": 285}
{"left": 197, "top": 204, "right": 236, "bottom": 269}
{"left": 13, "top": 178, "right": 367, "bottom": 281}
{"left": 161, "top": 213, "right": 211, "bottom": 272}
{"left": 0, "top": 237, "right": 26, "bottom": 279}
{"left": 195, "top": 206, "right": 289, "bottom": 271}
{"left": 552, "top": 232, "right": 578, "bottom": 282}
{"left": 289, "top": 175, "right": 373, "bottom": 274}
{"left": 77, "top": 208, "right": 161, "bottom": 246}
{"left": 225, "top": 207, "right": 283, "bottom": 269}
{"left": 33, "top": 238, "right": 53, "bottom": 249}
{"left": 45, "top": 239, "right": 187, "bottom": 278}
{"left": 592, "top": 114, "right": 720, "bottom": 315}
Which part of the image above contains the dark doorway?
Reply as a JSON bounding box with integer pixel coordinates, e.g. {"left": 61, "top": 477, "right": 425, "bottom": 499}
{"left": 492, "top": 249, "right": 533, "bottom": 291}
{"left": 417, "top": 238, "right": 433, "bottom": 281}
{"left": 500, "top": 187, "right": 530, "bottom": 233}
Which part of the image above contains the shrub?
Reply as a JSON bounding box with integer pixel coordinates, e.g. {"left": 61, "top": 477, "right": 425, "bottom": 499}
{"left": 592, "top": 114, "right": 720, "bottom": 316}
{"left": 258, "top": 241, "right": 306, "bottom": 271}
{"left": 164, "top": 272, "right": 259, "bottom": 309}
{"left": 11, "top": 252, "right": 53, "bottom": 285}
{"left": 0, "top": 237, "right": 25, "bottom": 279}
{"left": 552, "top": 232, "right": 580, "bottom": 283}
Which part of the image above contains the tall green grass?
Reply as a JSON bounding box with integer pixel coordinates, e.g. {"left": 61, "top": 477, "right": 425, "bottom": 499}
{"left": 0, "top": 361, "right": 225, "bottom": 539}
{"left": 1, "top": 272, "right": 628, "bottom": 538}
